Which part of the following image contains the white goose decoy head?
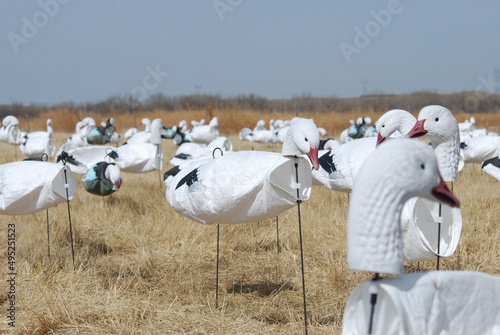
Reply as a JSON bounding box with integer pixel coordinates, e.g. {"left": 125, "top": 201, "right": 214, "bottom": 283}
{"left": 141, "top": 118, "right": 152, "bottom": 132}
{"left": 47, "top": 119, "right": 53, "bottom": 133}
{"left": 406, "top": 105, "right": 460, "bottom": 181}
{"left": 150, "top": 118, "right": 165, "bottom": 145}
{"left": 3, "top": 115, "right": 19, "bottom": 127}
{"left": 376, "top": 109, "right": 416, "bottom": 146}
{"left": 105, "top": 163, "right": 121, "bottom": 191}
{"left": 348, "top": 139, "right": 460, "bottom": 275}
{"left": 82, "top": 117, "right": 96, "bottom": 127}
{"left": 105, "top": 117, "right": 116, "bottom": 129}
{"left": 281, "top": 117, "right": 320, "bottom": 170}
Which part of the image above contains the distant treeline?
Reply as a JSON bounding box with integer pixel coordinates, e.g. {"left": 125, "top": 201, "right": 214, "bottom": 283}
{"left": 2, "top": 90, "right": 500, "bottom": 118}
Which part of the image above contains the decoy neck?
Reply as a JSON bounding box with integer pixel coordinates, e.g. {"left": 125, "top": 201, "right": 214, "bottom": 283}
{"left": 348, "top": 139, "right": 459, "bottom": 275}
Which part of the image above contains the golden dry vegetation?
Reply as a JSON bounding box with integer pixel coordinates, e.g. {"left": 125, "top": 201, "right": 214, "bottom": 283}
{"left": 0, "top": 109, "right": 499, "bottom": 334}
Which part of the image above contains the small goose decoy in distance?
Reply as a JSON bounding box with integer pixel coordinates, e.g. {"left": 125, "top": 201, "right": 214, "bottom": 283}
{"left": 86, "top": 117, "right": 118, "bottom": 145}
{"left": 19, "top": 119, "right": 55, "bottom": 158}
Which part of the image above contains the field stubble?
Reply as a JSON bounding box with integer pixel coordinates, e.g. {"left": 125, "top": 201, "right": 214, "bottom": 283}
{"left": 0, "top": 110, "right": 498, "bottom": 334}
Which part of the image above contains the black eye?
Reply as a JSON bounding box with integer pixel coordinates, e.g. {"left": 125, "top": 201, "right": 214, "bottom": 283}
{"left": 305, "top": 137, "right": 308, "bottom": 142}
{"left": 421, "top": 163, "right": 425, "bottom": 169}
{"left": 382, "top": 125, "right": 385, "bottom": 128}
{"left": 435, "top": 117, "right": 439, "bottom": 122}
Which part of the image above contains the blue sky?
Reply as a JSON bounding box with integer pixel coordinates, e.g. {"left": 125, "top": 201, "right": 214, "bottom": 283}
{"left": 1, "top": 1, "right": 499, "bottom": 105}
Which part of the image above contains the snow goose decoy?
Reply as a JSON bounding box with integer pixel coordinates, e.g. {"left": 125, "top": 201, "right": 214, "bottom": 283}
{"left": 185, "top": 117, "right": 219, "bottom": 144}
{"left": 82, "top": 162, "right": 122, "bottom": 196}
{"left": 165, "top": 117, "right": 319, "bottom": 331}
{"left": 406, "top": 105, "right": 462, "bottom": 267}
{"left": 348, "top": 139, "right": 460, "bottom": 275}
{"left": 113, "top": 118, "right": 164, "bottom": 173}
{"left": 0, "top": 115, "right": 23, "bottom": 145}
{"left": 19, "top": 119, "right": 55, "bottom": 158}
{"left": 346, "top": 139, "right": 459, "bottom": 335}
{"left": 85, "top": 117, "right": 117, "bottom": 145}
{"left": 165, "top": 117, "right": 320, "bottom": 224}
{"left": 125, "top": 118, "right": 152, "bottom": 144}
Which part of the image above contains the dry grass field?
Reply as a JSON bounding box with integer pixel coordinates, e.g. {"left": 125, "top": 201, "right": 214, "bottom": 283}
{"left": 0, "top": 109, "right": 499, "bottom": 334}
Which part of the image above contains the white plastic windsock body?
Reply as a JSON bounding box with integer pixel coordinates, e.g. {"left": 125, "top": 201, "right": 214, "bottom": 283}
{"left": 0, "top": 161, "right": 77, "bottom": 215}
{"left": 166, "top": 151, "right": 312, "bottom": 224}
{"left": 460, "top": 135, "right": 500, "bottom": 164}
{"left": 58, "top": 146, "right": 114, "bottom": 174}
{"left": 114, "top": 143, "right": 162, "bottom": 173}
{"left": 343, "top": 271, "right": 500, "bottom": 335}
{"left": 401, "top": 197, "right": 462, "bottom": 261}
{"left": 59, "top": 143, "right": 163, "bottom": 174}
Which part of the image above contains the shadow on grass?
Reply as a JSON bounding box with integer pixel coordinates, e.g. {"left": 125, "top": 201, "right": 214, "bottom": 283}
{"left": 227, "top": 281, "right": 295, "bottom": 297}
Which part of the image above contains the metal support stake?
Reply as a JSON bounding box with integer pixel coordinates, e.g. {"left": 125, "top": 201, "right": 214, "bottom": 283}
{"left": 46, "top": 209, "right": 51, "bottom": 261}
{"left": 294, "top": 159, "right": 308, "bottom": 335}
{"left": 216, "top": 223, "right": 220, "bottom": 309}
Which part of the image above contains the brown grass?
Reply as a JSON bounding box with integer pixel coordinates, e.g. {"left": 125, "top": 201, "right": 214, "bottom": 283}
{"left": 15, "top": 108, "right": 500, "bottom": 137}
{"left": 0, "top": 111, "right": 499, "bottom": 334}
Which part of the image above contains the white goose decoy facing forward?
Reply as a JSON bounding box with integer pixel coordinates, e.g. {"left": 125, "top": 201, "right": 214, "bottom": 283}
{"left": 165, "top": 117, "right": 320, "bottom": 224}
{"left": 348, "top": 139, "right": 460, "bottom": 275}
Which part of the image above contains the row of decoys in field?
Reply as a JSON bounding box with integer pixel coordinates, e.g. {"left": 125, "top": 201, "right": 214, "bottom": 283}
{"left": 1, "top": 106, "right": 499, "bottom": 333}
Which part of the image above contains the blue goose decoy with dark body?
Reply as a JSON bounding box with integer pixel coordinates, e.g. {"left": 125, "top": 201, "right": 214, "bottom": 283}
{"left": 86, "top": 117, "right": 118, "bottom": 145}
{"left": 82, "top": 162, "right": 121, "bottom": 196}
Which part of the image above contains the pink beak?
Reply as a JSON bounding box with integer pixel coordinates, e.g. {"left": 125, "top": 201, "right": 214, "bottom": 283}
{"left": 407, "top": 119, "right": 427, "bottom": 138}
{"left": 431, "top": 175, "right": 460, "bottom": 208}
{"left": 114, "top": 181, "right": 120, "bottom": 191}
{"left": 376, "top": 132, "right": 386, "bottom": 146}
{"left": 307, "top": 147, "right": 319, "bottom": 170}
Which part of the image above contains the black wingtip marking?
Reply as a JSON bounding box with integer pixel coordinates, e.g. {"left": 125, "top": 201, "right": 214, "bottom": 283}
{"left": 175, "top": 167, "right": 199, "bottom": 190}
{"left": 164, "top": 165, "right": 181, "bottom": 181}
{"left": 175, "top": 153, "right": 191, "bottom": 160}
{"left": 482, "top": 156, "right": 500, "bottom": 169}
{"left": 318, "top": 151, "right": 336, "bottom": 174}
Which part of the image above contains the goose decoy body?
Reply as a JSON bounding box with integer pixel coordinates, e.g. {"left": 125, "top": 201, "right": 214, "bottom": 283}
{"left": 86, "top": 117, "right": 117, "bottom": 145}
{"left": 165, "top": 117, "right": 320, "bottom": 224}
{"left": 82, "top": 162, "right": 122, "bottom": 196}
{"left": 0, "top": 160, "right": 77, "bottom": 215}
{"left": 185, "top": 117, "right": 219, "bottom": 144}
